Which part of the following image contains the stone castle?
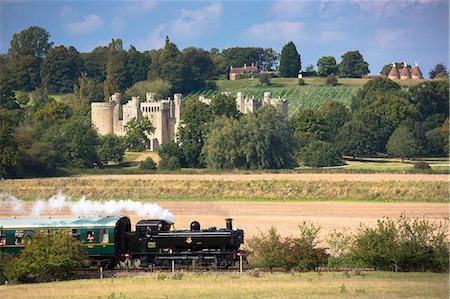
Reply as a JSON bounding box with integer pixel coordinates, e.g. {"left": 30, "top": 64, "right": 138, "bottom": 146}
{"left": 199, "top": 92, "right": 288, "bottom": 120}
{"left": 91, "top": 92, "right": 182, "bottom": 151}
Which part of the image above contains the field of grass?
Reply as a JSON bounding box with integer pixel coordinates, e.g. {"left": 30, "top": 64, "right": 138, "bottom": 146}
{"left": 0, "top": 272, "right": 447, "bottom": 299}
{"left": 1, "top": 177, "right": 446, "bottom": 202}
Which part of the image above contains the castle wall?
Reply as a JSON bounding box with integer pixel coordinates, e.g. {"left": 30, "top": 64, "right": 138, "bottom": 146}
{"left": 91, "top": 102, "right": 114, "bottom": 135}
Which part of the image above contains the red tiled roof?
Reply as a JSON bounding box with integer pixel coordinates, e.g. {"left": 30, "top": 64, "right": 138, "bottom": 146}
{"left": 411, "top": 66, "right": 423, "bottom": 77}
{"left": 388, "top": 66, "right": 399, "bottom": 78}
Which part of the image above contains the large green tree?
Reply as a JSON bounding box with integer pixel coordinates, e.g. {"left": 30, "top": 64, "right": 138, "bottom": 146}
{"left": 406, "top": 79, "right": 449, "bottom": 121}
{"left": 8, "top": 26, "right": 53, "bottom": 59}
{"left": 279, "top": 41, "right": 301, "bottom": 78}
{"left": 351, "top": 77, "right": 401, "bottom": 112}
{"left": 124, "top": 118, "right": 154, "bottom": 152}
{"left": 126, "top": 45, "right": 152, "bottom": 86}
{"left": 318, "top": 101, "right": 350, "bottom": 142}
{"left": 387, "top": 125, "right": 420, "bottom": 162}
{"left": 104, "top": 39, "right": 128, "bottom": 100}
{"left": 41, "top": 45, "right": 84, "bottom": 93}
{"left": 302, "top": 140, "right": 342, "bottom": 168}
{"left": 339, "top": 50, "right": 369, "bottom": 78}
{"left": 97, "top": 134, "right": 125, "bottom": 165}
{"left": 179, "top": 99, "right": 213, "bottom": 167}
{"left": 210, "top": 93, "right": 241, "bottom": 119}
{"left": 0, "top": 110, "right": 19, "bottom": 178}
{"left": 317, "top": 56, "right": 338, "bottom": 77}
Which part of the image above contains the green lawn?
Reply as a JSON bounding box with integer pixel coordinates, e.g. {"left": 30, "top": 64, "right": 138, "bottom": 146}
{"left": 0, "top": 272, "right": 447, "bottom": 299}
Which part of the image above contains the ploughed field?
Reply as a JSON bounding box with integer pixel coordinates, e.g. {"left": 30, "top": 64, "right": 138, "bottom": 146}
{"left": 0, "top": 173, "right": 448, "bottom": 242}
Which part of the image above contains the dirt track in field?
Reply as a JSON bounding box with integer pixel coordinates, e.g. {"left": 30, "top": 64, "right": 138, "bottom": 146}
{"left": 75, "top": 173, "right": 448, "bottom": 182}
{"left": 1, "top": 201, "right": 447, "bottom": 244}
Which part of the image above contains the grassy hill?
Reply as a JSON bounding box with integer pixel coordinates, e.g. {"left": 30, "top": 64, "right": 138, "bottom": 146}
{"left": 185, "top": 77, "right": 425, "bottom": 117}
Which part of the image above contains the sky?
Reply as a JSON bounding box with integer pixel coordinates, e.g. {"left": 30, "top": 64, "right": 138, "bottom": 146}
{"left": 0, "top": 0, "right": 448, "bottom": 77}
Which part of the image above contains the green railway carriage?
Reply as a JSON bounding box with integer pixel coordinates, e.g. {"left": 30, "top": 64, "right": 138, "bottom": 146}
{"left": 0, "top": 216, "right": 131, "bottom": 267}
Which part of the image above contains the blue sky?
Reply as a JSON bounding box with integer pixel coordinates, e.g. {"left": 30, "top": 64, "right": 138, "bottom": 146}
{"left": 1, "top": 0, "right": 448, "bottom": 76}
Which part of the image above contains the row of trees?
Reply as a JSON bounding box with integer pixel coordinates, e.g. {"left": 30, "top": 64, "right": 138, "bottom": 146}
{"left": 290, "top": 77, "right": 449, "bottom": 165}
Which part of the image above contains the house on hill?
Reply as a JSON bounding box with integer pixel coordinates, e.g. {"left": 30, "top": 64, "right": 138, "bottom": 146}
{"left": 229, "top": 63, "right": 259, "bottom": 80}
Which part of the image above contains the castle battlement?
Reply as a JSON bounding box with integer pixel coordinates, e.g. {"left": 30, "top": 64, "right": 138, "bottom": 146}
{"left": 92, "top": 92, "right": 183, "bottom": 151}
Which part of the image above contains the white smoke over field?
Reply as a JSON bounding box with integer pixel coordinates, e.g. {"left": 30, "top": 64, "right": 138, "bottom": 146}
{"left": 0, "top": 192, "right": 174, "bottom": 223}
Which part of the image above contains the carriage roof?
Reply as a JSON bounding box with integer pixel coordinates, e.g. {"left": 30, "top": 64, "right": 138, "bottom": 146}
{"left": 0, "top": 216, "right": 125, "bottom": 229}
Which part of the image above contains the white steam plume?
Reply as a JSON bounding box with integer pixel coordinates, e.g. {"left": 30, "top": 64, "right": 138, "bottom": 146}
{"left": 0, "top": 192, "right": 174, "bottom": 223}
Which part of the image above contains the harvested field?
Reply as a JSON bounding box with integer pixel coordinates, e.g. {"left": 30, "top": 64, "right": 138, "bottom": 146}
{"left": 0, "top": 201, "right": 447, "bottom": 243}
{"left": 0, "top": 175, "right": 448, "bottom": 202}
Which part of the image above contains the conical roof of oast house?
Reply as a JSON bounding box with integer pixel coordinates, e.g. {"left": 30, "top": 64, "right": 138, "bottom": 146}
{"left": 411, "top": 66, "right": 423, "bottom": 78}
{"left": 388, "top": 66, "right": 400, "bottom": 78}
{"left": 400, "top": 66, "right": 411, "bottom": 78}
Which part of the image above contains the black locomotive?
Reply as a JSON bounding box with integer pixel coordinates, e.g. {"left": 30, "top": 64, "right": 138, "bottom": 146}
{"left": 0, "top": 216, "right": 244, "bottom": 269}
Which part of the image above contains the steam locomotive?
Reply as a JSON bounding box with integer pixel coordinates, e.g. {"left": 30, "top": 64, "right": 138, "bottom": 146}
{"left": 0, "top": 216, "right": 244, "bottom": 269}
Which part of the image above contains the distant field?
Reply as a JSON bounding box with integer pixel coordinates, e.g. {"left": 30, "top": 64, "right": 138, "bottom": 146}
{"left": 185, "top": 77, "right": 427, "bottom": 116}
{"left": 0, "top": 272, "right": 447, "bottom": 299}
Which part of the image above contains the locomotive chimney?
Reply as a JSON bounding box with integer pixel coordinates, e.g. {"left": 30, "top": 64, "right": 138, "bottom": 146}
{"left": 226, "top": 218, "right": 233, "bottom": 230}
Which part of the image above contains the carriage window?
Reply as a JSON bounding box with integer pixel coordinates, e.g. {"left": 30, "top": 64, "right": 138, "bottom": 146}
{"left": 14, "top": 230, "right": 32, "bottom": 244}
{"left": 87, "top": 231, "right": 95, "bottom": 243}
{"left": 100, "top": 229, "right": 109, "bottom": 244}
{"left": 0, "top": 230, "right": 5, "bottom": 246}
{"left": 72, "top": 229, "right": 81, "bottom": 240}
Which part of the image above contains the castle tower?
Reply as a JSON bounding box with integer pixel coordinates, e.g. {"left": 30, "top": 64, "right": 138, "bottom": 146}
{"left": 388, "top": 63, "right": 400, "bottom": 80}
{"left": 173, "top": 93, "right": 182, "bottom": 140}
{"left": 236, "top": 92, "right": 245, "bottom": 114}
{"left": 411, "top": 62, "right": 423, "bottom": 80}
{"left": 91, "top": 101, "right": 115, "bottom": 135}
{"left": 263, "top": 92, "right": 272, "bottom": 104}
{"left": 400, "top": 62, "right": 411, "bottom": 79}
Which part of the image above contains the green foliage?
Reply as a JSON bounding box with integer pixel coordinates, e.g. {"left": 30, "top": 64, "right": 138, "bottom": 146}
{"left": 8, "top": 26, "right": 53, "bottom": 59}
{"left": 302, "top": 141, "right": 342, "bottom": 168}
{"left": 126, "top": 45, "right": 152, "bottom": 86}
{"left": 124, "top": 117, "right": 155, "bottom": 152}
{"left": 339, "top": 50, "right": 369, "bottom": 78}
{"left": 0, "top": 110, "right": 19, "bottom": 177}
{"left": 248, "top": 223, "right": 328, "bottom": 271}
{"left": 204, "top": 106, "right": 296, "bottom": 169}
{"left": 97, "top": 134, "right": 125, "bottom": 165}
{"left": 298, "top": 78, "right": 306, "bottom": 86}
{"left": 290, "top": 109, "right": 326, "bottom": 150}
{"left": 317, "top": 56, "right": 338, "bottom": 77}
{"left": 158, "top": 141, "right": 185, "bottom": 167}
{"left": 73, "top": 72, "right": 103, "bottom": 104}
{"left": 40, "top": 45, "right": 84, "bottom": 93}
{"left": 179, "top": 99, "right": 213, "bottom": 167}
{"left": 279, "top": 41, "right": 301, "bottom": 78}
{"left": 166, "top": 156, "right": 181, "bottom": 170}
{"left": 16, "top": 93, "right": 30, "bottom": 106}
{"left": 406, "top": 79, "right": 449, "bottom": 121}
{"left": 351, "top": 215, "right": 449, "bottom": 272}
{"left": 139, "top": 156, "right": 157, "bottom": 170}
{"left": 104, "top": 39, "right": 128, "bottom": 98}
{"left": 387, "top": 125, "right": 420, "bottom": 162}
{"left": 124, "top": 79, "right": 172, "bottom": 100}
{"left": 380, "top": 62, "right": 404, "bottom": 76}
{"left": 318, "top": 101, "right": 350, "bottom": 142}
{"left": 0, "top": 77, "right": 19, "bottom": 110}
{"left": 413, "top": 161, "right": 431, "bottom": 170}
{"left": 10, "top": 55, "right": 41, "bottom": 91}
{"left": 258, "top": 73, "right": 272, "bottom": 86}
{"left": 3, "top": 230, "right": 89, "bottom": 283}
{"left": 351, "top": 77, "right": 401, "bottom": 112}
{"left": 33, "top": 101, "right": 72, "bottom": 129}
{"left": 324, "top": 74, "right": 338, "bottom": 86}
{"left": 210, "top": 93, "right": 241, "bottom": 119}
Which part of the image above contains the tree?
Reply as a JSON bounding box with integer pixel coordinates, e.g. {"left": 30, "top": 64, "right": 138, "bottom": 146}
{"left": 407, "top": 79, "right": 449, "bottom": 121}
{"left": 302, "top": 141, "right": 342, "bottom": 167}
{"left": 317, "top": 56, "right": 338, "bottom": 77}
{"left": 387, "top": 125, "right": 420, "bottom": 162}
{"left": 73, "top": 72, "right": 103, "bottom": 104}
{"left": 429, "top": 63, "right": 448, "bottom": 79}
{"left": 0, "top": 77, "right": 19, "bottom": 110}
{"left": 11, "top": 55, "right": 41, "bottom": 91}
{"left": 319, "top": 101, "right": 350, "bottom": 142}
{"left": 104, "top": 39, "right": 128, "bottom": 100}
{"left": 210, "top": 93, "right": 241, "bottom": 119}
{"left": 41, "top": 45, "right": 84, "bottom": 93}
{"left": 97, "top": 134, "right": 125, "bottom": 165}
{"left": 258, "top": 73, "right": 272, "bottom": 86}
{"left": 4, "top": 230, "right": 89, "bottom": 283}
{"left": 60, "top": 118, "right": 100, "bottom": 168}
{"left": 124, "top": 117, "right": 155, "bottom": 152}
{"left": 139, "top": 157, "right": 157, "bottom": 170}
{"left": 0, "top": 110, "right": 19, "bottom": 178}
{"left": 8, "top": 26, "right": 53, "bottom": 59}
{"left": 339, "top": 50, "right": 369, "bottom": 78}
{"left": 290, "top": 109, "right": 326, "bottom": 150}
{"left": 124, "top": 79, "right": 172, "bottom": 100}
{"left": 247, "top": 227, "right": 290, "bottom": 270}
{"left": 82, "top": 46, "right": 108, "bottom": 82}
{"left": 351, "top": 77, "right": 401, "bottom": 112}
{"left": 126, "top": 45, "right": 152, "bottom": 85}
{"left": 261, "top": 48, "right": 279, "bottom": 71}
{"left": 158, "top": 141, "right": 185, "bottom": 167}
{"left": 279, "top": 41, "right": 301, "bottom": 78}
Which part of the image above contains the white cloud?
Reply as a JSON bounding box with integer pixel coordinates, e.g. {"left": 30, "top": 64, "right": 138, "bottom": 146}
{"left": 353, "top": 0, "right": 441, "bottom": 17}
{"left": 64, "top": 14, "right": 104, "bottom": 35}
{"left": 125, "top": 0, "right": 158, "bottom": 13}
{"left": 60, "top": 5, "right": 76, "bottom": 18}
{"left": 318, "top": 30, "right": 346, "bottom": 43}
{"left": 169, "top": 3, "right": 222, "bottom": 38}
{"left": 243, "top": 21, "right": 309, "bottom": 43}
{"left": 136, "top": 24, "right": 167, "bottom": 51}
{"left": 272, "top": 0, "right": 312, "bottom": 19}
{"left": 373, "top": 28, "right": 407, "bottom": 47}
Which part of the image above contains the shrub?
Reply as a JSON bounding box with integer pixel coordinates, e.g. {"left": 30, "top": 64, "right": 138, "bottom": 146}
{"left": 159, "top": 156, "right": 181, "bottom": 170}
{"left": 158, "top": 141, "right": 185, "bottom": 167}
{"left": 4, "top": 230, "right": 89, "bottom": 283}
{"left": 298, "top": 78, "right": 306, "bottom": 86}
{"left": 325, "top": 74, "right": 338, "bottom": 86}
{"left": 302, "top": 141, "right": 342, "bottom": 168}
{"left": 413, "top": 161, "right": 431, "bottom": 170}
{"left": 139, "top": 157, "right": 157, "bottom": 170}
{"left": 258, "top": 73, "right": 272, "bottom": 86}
{"left": 247, "top": 227, "right": 290, "bottom": 270}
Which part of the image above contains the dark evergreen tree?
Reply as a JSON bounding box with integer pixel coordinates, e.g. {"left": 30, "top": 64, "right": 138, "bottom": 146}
{"left": 126, "top": 45, "right": 152, "bottom": 85}
{"left": 279, "top": 41, "right": 301, "bottom": 78}
{"left": 339, "top": 50, "right": 369, "bottom": 78}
